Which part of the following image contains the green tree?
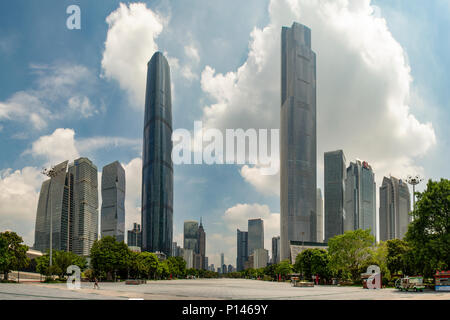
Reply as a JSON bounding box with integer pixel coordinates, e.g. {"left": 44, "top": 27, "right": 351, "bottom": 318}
{"left": 386, "top": 239, "right": 411, "bottom": 276}
{"left": 35, "top": 250, "right": 87, "bottom": 278}
{"left": 276, "top": 259, "right": 293, "bottom": 279}
{"left": 294, "top": 249, "right": 331, "bottom": 282}
{"left": 139, "top": 252, "right": 159, "bottom": 279}
{"left": 405, "top": 178, "right": 449, "bottom": 278}
{"left": 328, "top": 229, "right": 375, "bottom": 282}
{"left": 0, "top": 231, "right": 30, "bottom": 281}
{"left": 90, "top": 236, "right": 131, "bottom": 281}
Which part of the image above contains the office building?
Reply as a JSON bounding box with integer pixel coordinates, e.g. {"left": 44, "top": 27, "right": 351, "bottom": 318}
{"left": 183, "top": 249, "right": 194, "bottom": 269}
{"left": 324, "top": 150, "right": 346, "bottom": 242}
{"left": 101, "top": 161, "right": 125, "bottom": 242}
{"left": 127, "top": 223, "right": 142, "bottom": 248}
{"left": 184, "top": 220, "right": 198, "bottom": 252}
{"left": 68, "top": 157, "right": 99, "bottom": 256}
{"left": 280, "top": 22, "right": 317, "bottom": 261}
{"left": 379, "top": 176, "right": 411, "bottom": 241}
{"left": 236, "top": 229, "right": 248, "bottom": 272}
{"left": 316, "top": 188, "right": 324, "bottom": 242}
{"left": 289, "top": 241, "right": 328, "bottom": 264}
{"left": 198, "top": 218, "right": 206, "bottom": 269}
{"left": 228, "top": 265, "right": 233, "bottom": 273}
{"left": 271, "top": 236, "right": 280, "bottom": 264}
{"left": 34, "top": 161, "right": 70, "bottom": 253}
{"left": 344, "top": 160, "right": 376, "bottom": 237}
{"left": 141, "top": 51, "right": 173, "bottom": 256}
{"left": 248, "top": 218, "right": 264, "bottom": 256}
{"left": 254, "top": 248, "right": 269, "bottom": 269}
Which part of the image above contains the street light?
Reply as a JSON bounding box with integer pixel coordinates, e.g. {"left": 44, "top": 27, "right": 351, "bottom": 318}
{"left": 42, "top": 164, "right": 66, "bottom": 268}
{"left": 406, "top": 175, "right": 423, "bottom": 211}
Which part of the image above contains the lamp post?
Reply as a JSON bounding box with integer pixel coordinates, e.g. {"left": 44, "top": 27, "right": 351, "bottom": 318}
{"left": 42, "top": 164, "right": 66, "bottom": 268}
{"left": 406, "top": 175, "right": 423, "bottom": 211}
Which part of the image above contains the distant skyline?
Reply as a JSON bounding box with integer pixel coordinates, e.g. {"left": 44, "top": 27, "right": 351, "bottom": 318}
{"left": 1, "top": 0, "right": 449, "bottom": 268}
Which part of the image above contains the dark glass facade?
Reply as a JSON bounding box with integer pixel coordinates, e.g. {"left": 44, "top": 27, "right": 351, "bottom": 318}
{"left": 248, "top": 218, "right": 264, "bottom": 256}
{"left": 324, "top": 150, "right": 346, "bottom": 242}
{"left": 141, "top": 52, "right": 173, "bottom": 256}
{"left": 236, "top": 229, "right": 248, "bottom": 272}
{"left": 280, "top": 22, "right": 317, "bottom": 261}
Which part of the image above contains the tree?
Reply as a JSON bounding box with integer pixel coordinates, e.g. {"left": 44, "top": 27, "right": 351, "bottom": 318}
{"left": 328, "top": 229, "right": 375, "bottom": 282}
{"left": 35, "top": 250, "right": 87, "bottom": 278}
{"left": 386, "top": 239, "right": 411, "bottom": 277}
{"left": 139, "top": 252, "right": 159, "bottom": 279}
{"left": 405, "top": 179, "right": 449, "bottom": 278}
{"left": 294, "top": 249, "right": 331, "bottom": 282}
{"left": 90, "top": 236, "right": 131, "bottom": 281}
{"left": 0, "top": 231, "right": 30, "bottom": 281}
{"left": 276, "top": 259, "right": 293, "bottom": 279}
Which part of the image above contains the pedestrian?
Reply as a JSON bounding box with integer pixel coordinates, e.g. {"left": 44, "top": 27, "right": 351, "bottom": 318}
{"left": 94, "top": 277, "right": 99, "bottom": 289}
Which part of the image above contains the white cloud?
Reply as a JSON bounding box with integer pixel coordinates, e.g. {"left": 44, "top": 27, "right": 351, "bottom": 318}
{"left": 184, "top": 44, "right": 200, "bottom": 63}
{"left": 122, "top": 157, "right": 142, "bottom": 235}
{"left": 200, "top": 0, "right": 436, "bottom": 195}
{"left": 101, "top": 2, "right": 165, "bottom": 108}
{"left": 68, "top": 96, "right": 97, "bottom": 118}
{"left": 0, "top": 167, "right": 44, "bottom": 246}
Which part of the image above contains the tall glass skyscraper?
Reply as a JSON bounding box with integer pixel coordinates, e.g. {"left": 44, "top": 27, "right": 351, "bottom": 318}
{"left": 183, "top": 220, "right": 199, "bottom": 252}
{"left": 324, "top": 150, "right": 346, "bottom": 242}
{"left": 344, "top": 160, "right": 376, "bottom": 237}
{"left": 280, "top": 22, "right": 317, "bottom": 260}
{"left": 248, "top": 218, "right": 264, "bottom": 256}
{"left": 379, "top": 176, "right": 411, "bottom": 241}
{"left": 271, "top": 236, "right": 280, "bottom": 264}
{"left": 127, "top": 223, "right": 142, "bottom": 248}
{"left": 236, "top": 229, "right": 248, "bottom": 272}
{"left": 316, "top": 189, "right": 324, "bottom": 243}
{"left": 101, "top": 161, "right": 125, "bottom": 242}
{"left": 34, "top": 160, "right": 70, "bottom": 253}
{"left": 142, "top": 51, "right": 173, "bottom": 256}
{"left": 68, "top": 157, "right": 99, "bottom": 256}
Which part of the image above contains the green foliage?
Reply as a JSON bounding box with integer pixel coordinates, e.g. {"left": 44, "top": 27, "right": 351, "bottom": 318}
{"left": 276, "top": 259, "right": 293, "bottom": 277}
{"left": 294, "top": 249, "right": 331, "bottom": 281}
{"left": 35, "top": 250, "right": 87, "bottom": 278}
{"left": 405, "top": 179, "right": 449, "bottom": 278}
{"left": 386, "top": 239, "right": 411, "bottom": 276}
{"left": 0, "top": 231, "right": 30, "bottom": 280}
{"left": 328, "top": 229, "right": 375, "bottom": 282}
{"left": 90, "top": 236, "right": 131, "bottom": 280}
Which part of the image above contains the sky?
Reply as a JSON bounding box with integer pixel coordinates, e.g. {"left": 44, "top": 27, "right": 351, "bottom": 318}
{"left": 0, "top": 0, "right": 449, "bottom": 268}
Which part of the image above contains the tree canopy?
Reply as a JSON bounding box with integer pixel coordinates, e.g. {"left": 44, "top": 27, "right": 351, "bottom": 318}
{"left": 0, "top": 231, "right": 30, "bottom": 280}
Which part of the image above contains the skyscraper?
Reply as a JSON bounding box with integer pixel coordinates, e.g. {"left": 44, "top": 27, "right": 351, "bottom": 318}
{"left": 379, "top": 176, "right": 411, "bottom": 241}
{"left": 198, "top": 218, "right": 206, "bottom": 269}
{"left": 236, "top": 229, "right": 248, "bottom": 272}
{"left": 248, "top": 218, "right": 264, "bottom": 256}
{"left": 316, "top": 189, "right": 324, "bottom": 243}
{"left": 34, "top": 161, "right": 70, "bottom": 253}
{"left": 184, "top": 220, "right": 199, "bottom": 252}
{"left": 68, "top": 157, "right": 99, "bottom": 256}
{"left": 344, "top": 160, "right": 376, "bottom": 237}
{"left": 271, "top": 236, "right": 280, "bottom": 264}
{"left": 101, "top": 161, "right": 125, "bottom": 242}
{"left": 221, "top": 252, "right": 224, "bottom": 267}
{"left": 141, "top": 51, "right": 173, "bottom": 256}
{"left": 324, "top": 150, "right": 346, "bottom": 241}
{"left": 280, "top": 22, "right": 317, "bottom": 261}
{"left": 127, "top": 223, "right": 142, "bottom": 248}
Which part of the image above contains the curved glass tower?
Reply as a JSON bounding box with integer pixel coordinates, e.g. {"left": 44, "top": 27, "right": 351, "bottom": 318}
{"left": 141, "top": 51, "right": 173, "bottom": 256}
{"left": 280, "top": 22, "right": 317, "bottom": 261}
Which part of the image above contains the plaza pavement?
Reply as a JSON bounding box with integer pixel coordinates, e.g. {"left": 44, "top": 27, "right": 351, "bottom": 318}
{"left": 0, "top": 278, "right": 449, "bottom": 300}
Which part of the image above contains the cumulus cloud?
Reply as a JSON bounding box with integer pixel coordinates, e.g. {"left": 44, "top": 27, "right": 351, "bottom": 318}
{"left": 0, "top": 64, "right": 98, "bottom": 130}
{"left": 101, "top": 2, "right": 165, "bottom": 108}
{"left": 121, "top": 157, "right": 142, "bottom": 236}
{"left": 200, "top": 0, "right": 436, "bottom": 194}
{"left": 0, "top": 167, "right": 44, "bottom": 246}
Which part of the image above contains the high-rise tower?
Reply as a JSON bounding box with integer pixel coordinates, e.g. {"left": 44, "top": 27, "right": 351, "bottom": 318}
{"left": 379, "top": 176, "right": 411, "bottom": 241}
{"left": 141, "top": 51, "right": 173, "bottom": 256}
{"left": 324, "top": 150, "right": 346, "bottom": 241}
{"left": 248, "top": 218, "right": 264, "bottom": 256}
{"left": 280, "top": 22, "right": 317, "bottom": 260}
{"left": 236, "top": 229, "right": 248, "bottom": 272}
{"left": 101, "top": 161, "right": 125, "bottom": 242}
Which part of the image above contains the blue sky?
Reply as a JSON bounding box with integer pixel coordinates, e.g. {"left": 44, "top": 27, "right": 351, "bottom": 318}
{"left": 0, "top": 0, "right": 448, "bottom": 267}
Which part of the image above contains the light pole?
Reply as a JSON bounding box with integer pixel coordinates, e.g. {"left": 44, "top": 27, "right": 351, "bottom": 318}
{"left": 42, "top": 164, "right": 66, "bottom": 268}
{"left": 407, "top": 175, "right": 423, "bottom": 211}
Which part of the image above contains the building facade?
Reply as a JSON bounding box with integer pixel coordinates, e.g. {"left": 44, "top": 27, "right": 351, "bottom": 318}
{"left": 127, "top": 223, "right": 142, "bottom": 248}
{"left": 280, "top": 22, "right": 317, "bottom": 261}
{"left": 236, "top": 229, "right": 248, "bottom": 272}
{"left": 197, "top": 219, "right": 206, "bottom": 269}
{"left": 344, "top": 160, "right": 376, "bottom": 237}
{"left": 316, "top": 189, "right": 324, "bottom": 243}
{"left": 253, "top": 248, "right": 269, "bottom": 269}
{"left": 184, "top": 220, "right": 198, "bottom": 253}
{"left": 379, "top": 176, "right": 411, "bottom": 241}
{"left": 68, "top": 158, "right": 99, "bottom": 256}
{"left": 101, "top": 161, "right": 125, "bottom": 242}
{"left": 141, "top": 51, "right": 173, "bottom": 256}
{"left": 324, "top": 150, "right": 346, "bottom": 241}
{"left": 271, "top": 236, "right": 280, "bottom": 264}
{"left": 248, "top": 218, "right": 264, "bottom": 256}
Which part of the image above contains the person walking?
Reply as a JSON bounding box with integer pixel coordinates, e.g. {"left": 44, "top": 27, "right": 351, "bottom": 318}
{"left": 94, "top": 277, "right": 100, "bottom": 289}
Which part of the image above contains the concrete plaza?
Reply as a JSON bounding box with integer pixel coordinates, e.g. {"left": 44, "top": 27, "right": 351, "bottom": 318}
{"left": 0, "top": 278, "right": 448, "bottom": 300}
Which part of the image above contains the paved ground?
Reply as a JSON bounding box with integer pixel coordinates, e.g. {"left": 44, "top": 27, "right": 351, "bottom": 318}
{"left": 0, "top": 279, "right": 449, "bottom": 300}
